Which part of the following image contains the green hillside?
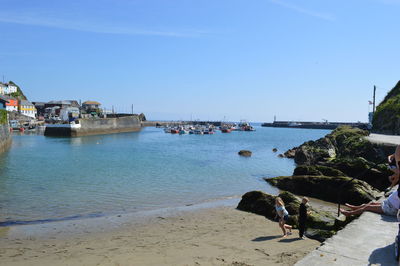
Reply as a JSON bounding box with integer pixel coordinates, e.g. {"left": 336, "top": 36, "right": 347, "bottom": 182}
{"left": 372, "top": 80, "right": 400, "bottom": 134}
{"left": 8, "top": 81, "right": 28, "bottom": 101}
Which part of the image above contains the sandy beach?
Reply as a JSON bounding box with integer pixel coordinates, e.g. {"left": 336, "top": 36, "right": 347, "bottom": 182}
{"left": 0, "top": 204, "right": 321, "bottom": 266}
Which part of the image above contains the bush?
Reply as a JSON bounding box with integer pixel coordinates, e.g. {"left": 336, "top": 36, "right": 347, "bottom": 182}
{"left": 0, "top": 109, "right": 7, "bottom": 125}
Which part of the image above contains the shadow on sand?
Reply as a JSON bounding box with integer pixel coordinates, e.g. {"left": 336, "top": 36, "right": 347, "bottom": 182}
{"left": 252, "top": 235, "right": 281, "bottom": 242}
{"left": 279, "top": 237, "right": 302, "bottom": 243}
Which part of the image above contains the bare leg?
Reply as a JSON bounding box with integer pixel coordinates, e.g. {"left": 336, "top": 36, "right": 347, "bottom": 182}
{"left": 284, "top": 224, "right": 292, "bottom": 234}
{"left": 340, "top": 204, "right": 383, "bottom": 217}
{"left": 345, "top": 202, "right": 380, "bottom": 210}
{"left": 279, "top": 220, "right": 287, "bottom": 236}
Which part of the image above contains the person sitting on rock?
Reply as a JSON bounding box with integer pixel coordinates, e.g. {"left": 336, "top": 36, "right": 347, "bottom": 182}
{"left": 388, "top": 145, "right": 400, "bottom": 190}
{"left": 340, "top": 190, "right": 399, "bottom": 217}
{"left": 275, "top": 197, "right": 292, "bottom": 237}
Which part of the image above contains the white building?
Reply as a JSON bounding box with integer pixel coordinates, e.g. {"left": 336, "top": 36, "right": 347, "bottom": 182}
{"left": 0, "top": 83, "right": 18, "bottom": 94}
{"left": 5, "top": 84, "right": 18, "bottom": 94}
{"left": 0, "top": 83, "right": 7, "bottom": 95}
{"left": 19, "top": 100, "right": 37, "bottom": 118}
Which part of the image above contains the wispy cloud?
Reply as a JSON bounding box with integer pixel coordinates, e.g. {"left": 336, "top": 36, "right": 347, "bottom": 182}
{"left": 0, "top": 12, "right": 205, "bottom": 38}
{"left": 269, "top": 0, "right": 335, "bottom": 21}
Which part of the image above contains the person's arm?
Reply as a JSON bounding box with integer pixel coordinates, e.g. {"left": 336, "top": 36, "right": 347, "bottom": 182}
{"left": 388, "top": 154, "right": 395, "bottom": 163}
{"left": 390, "top": 171, "right": 399, "bottom": 187}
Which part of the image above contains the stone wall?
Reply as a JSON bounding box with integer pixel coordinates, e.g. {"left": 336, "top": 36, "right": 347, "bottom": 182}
{"left": 0, "top": 124, "right": 12, "bottom": 153}
{"left": 45, "top": 115, "right": 142, "bottom": 137}
{"left": 75, "top": 115, "right": 141, "bottom": 136}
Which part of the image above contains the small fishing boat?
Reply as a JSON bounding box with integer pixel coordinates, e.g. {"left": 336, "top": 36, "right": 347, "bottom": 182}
{"left": 179, "top": 129, "right": 189, "bottom": 134}
{"left": 221, "top": 127, "right": 232, "bottom": 133}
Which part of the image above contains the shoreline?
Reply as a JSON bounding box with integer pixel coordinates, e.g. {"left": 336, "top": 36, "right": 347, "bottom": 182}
{"left": 3, "top": 196, "right": 243, "bottom": 240}
{"left": 0, "top": 202, "right": 321, "bottom": 266}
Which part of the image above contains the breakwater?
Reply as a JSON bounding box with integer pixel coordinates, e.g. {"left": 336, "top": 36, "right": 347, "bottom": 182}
{"left": 44, "top": 115, "right": 141, "bottom": 137}
{"left": 262, "top": 121, "right": 370, "bottom": 130}
{"left": 0, "top": 124, "right": 12, "bottom": 153}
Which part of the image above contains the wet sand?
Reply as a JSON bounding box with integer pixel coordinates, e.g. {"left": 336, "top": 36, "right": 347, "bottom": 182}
{"left": 0, "top": 205, "right": 321, "bottom": 266}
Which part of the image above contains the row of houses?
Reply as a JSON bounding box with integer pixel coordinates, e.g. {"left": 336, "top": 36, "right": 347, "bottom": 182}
{"left": 1, "top": 95, "right": 101, "bottom": 122}
{"left": 0, "top": 95, "right": 37, "bottom": 118}
{"left": 0, "top": 82, "right": 37, "bottom": 119}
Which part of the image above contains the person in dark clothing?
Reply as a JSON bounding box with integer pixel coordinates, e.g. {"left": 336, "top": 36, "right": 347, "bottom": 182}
{"left": 299, "top": 197, "right": 310, "bottom": 239}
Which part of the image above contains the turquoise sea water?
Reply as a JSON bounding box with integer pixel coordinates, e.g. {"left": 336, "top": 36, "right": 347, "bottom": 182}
{"left": 0, "top": 126, "right": 330, "bottom": 225}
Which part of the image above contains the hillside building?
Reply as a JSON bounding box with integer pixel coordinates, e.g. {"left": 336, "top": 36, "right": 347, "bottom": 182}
{"left": 0, "top": 83, "right": 18, "bottom": 94}
{"left": 0, "top": 95, "right": 8, "bottom": 110}
{"left": 19, "top": 100, "right": 37, "bottom": 118}
{"left": 4, "top": 96, "right": 18, "bottom": 112}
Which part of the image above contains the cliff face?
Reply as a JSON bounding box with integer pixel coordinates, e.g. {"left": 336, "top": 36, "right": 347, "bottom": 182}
{"left": 373, "top": 80, "right": 400, "bottom": 134}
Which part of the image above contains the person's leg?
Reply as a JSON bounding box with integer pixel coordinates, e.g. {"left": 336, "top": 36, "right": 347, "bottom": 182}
{"left": 341, "top": 204, "right": 383, "bottom": 216}
{"left": 345, "top": 202, "right": 379, "bottom": 210}
{"left": 279, "top": 220, "right": 286, "bottom": 236}
{"left": 284, "top": 224, "right": 292, "bottom": 234}
{"left": 299, "top": 221, "right": 305, "bottom": 238}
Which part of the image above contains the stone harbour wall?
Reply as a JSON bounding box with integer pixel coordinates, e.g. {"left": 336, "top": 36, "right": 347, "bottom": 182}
{"left": 0, "top": 124, "right": 12, "bottom": 153}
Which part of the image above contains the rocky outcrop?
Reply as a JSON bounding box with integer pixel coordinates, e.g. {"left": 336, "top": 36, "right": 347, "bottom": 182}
{"left": 266, "top": 175, "right": 380, "bottom": 205}
{"left": 293, "top": 165, "right": 346, "bottom": 177}
{"left": 237, "top": 191, "right": 349, "bottom": 242}
{"left": 283, "top": 148, "right": 296, "bottom": 158}
{"left": 373, "top": 80, "right": 400, "bottom": 134}
{"left": 282, "top": 126, "right": 393, "bottom": 192}
{"left": 321, "top": 157, "right": 391, "bottom": 191}
{"left": 238, "top": 150, "right": 252, "bottom": 157}
{"left": 291, "top": 126, "right": 383, "bottom": 165}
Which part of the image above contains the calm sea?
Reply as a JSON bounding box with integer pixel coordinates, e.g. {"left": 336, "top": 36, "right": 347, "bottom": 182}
{"left": 0, "top": 126, "right": 330, "bottom": 225}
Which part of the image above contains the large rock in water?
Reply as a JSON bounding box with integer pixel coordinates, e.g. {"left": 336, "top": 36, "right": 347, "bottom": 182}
{"left": 294, "top": 137, "right": 336, "bottom": 165}
{"left": 265, "top": 175, "right": 381, "bottom": 205}
{"left": 238, "top": 150, "right": 252, "bottom": 157}
{"left": 237, "top": 191, "right": 342, "bottom": 242}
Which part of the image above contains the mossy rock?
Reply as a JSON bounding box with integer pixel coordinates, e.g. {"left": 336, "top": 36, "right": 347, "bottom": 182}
{"left": 288, "top": 126, "right": 387, "bottom": 165}
{"left": 293, "top": 165, "right": 346, "bottom": 177}
{"left": 324, "top": 157, "right": 391, "bottom": 191}
{"left": 237, "top": 190, "right": 343, "bottom": 242}
{"left": 305, "top": 229, "right": 335, "bottom": 242}
{"left": 266, "top": 175, "right": 380, "bottom": 205}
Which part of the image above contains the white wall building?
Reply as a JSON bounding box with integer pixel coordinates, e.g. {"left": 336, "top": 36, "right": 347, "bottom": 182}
{"left": 4, "top": 84, "right": 17, "bottom": 94}
{"left": 19, "top": 100, "right": 37, "bottom": 118}
{"left": 0, "top": 83, "right": 18, "bottom": 94}
{"left": 0, "top": 83, "right": 7, "bottom": 95}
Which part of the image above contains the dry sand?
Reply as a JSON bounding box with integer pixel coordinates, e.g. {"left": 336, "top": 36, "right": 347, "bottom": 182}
{"left": 0, "top": 206, "right": 321, "bottom": 266}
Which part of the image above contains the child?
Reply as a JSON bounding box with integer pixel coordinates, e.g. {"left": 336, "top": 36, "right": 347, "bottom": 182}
{"left": 299, "top": 197, "right": 310, "bottom": 239}
{"left": 275, "top": 197, "right": 292, "bottom": 237}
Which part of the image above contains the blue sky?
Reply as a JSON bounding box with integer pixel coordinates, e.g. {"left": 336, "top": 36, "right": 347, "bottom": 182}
{"left": 0, "top": 0, "right": 399, "bottom": 122}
